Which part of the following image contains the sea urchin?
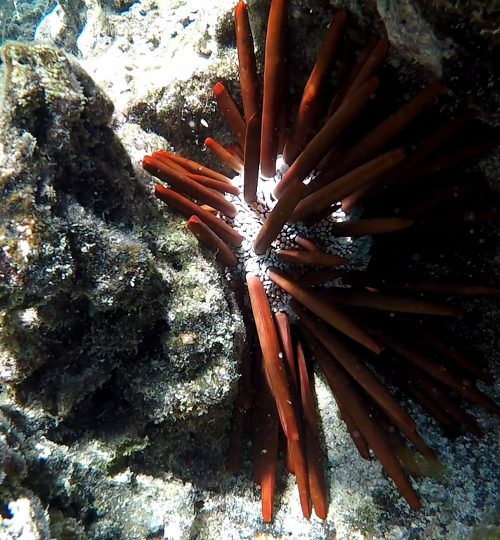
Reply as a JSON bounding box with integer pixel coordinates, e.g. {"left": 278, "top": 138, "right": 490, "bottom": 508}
{"left": 142, "top": 0, "right": 500, "bottom": 523}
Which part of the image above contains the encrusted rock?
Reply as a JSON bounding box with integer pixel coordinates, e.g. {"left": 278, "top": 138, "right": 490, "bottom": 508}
{"left": 0, "top": 26, "right": 246, "bottom": 538}
{"left": 329, "top": 0, "right": 500, "bottom": 123}
{"left": 0, "top": 408, "right": 51, "bottom": 540}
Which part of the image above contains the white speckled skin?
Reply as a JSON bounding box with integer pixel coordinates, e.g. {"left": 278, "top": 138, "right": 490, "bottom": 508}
{"left": 224, "top": 163, "right": 372, "bottom": 312}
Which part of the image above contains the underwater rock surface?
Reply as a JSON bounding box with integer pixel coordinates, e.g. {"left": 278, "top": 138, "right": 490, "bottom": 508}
{"left": 0, "top": 40, "right": 241, "bottom": 420}
{"left": 330, "top": 0, "right": 500, "bottom": 123}
{"left": 0, "top": 37, "right": 242, "bottom": 540}
{"left": 0, "top": 410, "right": 51, "bottom": 540}
{"left": 0, "top": 1, "right": 498, "bottom": 539}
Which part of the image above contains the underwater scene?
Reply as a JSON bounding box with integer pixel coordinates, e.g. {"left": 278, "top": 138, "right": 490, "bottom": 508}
{"left": 0, "top": 1, "right": 499, "bottom": 539}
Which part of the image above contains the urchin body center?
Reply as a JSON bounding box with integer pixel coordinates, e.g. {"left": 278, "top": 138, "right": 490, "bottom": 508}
{"left": 223, "top": 161, "right": 372, "bottom": 312}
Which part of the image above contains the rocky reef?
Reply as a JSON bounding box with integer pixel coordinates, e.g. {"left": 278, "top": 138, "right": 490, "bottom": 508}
{"left": 0, "top": 35, "right": 243, "bottom": 540}
{"left": 0, "top": 1, "right": 498, "bottom": 539}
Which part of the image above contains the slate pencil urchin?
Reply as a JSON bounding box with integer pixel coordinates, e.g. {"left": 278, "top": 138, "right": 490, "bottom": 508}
{"left": 142, "top": 0, "right": 500, "bottom": 523}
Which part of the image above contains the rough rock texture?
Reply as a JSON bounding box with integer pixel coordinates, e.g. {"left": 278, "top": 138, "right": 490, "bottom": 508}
{"left": 0, "top": 1, "right": 498, "bottom": 539}
{"left": 0, "top": 40, "right": 241, "bottom": 422}
{"left": 328, "top": 0, "right": 500, "bottom": 124}
{"left": 0, "top": 409, "right": 51, "bottom": 539}
{"left": 0, "top": 0, "right": 54, "bottom": 45}
{"left": 0, "top": 37, "right": 243, "bottom": 539}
